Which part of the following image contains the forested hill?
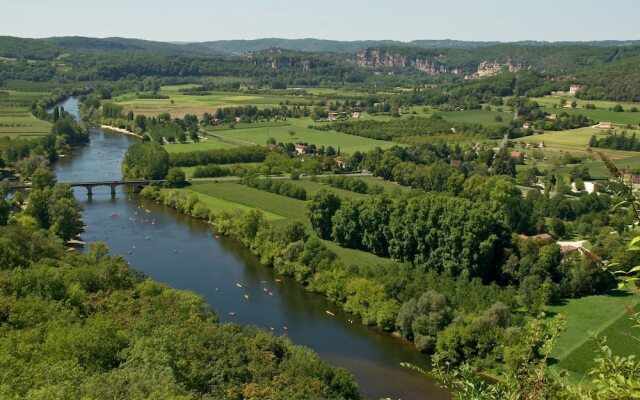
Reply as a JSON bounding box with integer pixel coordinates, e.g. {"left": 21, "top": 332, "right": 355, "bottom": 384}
{"left": 576, "top": 55, "right": 640, "bottom": 101}
{"left": 0, "top": 225, "right": 360, "bottom": 399}
{"left": 0, "top": 36, "right": 218, "bottom": 59}
{"left": 2, "top": 35, "right": 640, "bottom": 60}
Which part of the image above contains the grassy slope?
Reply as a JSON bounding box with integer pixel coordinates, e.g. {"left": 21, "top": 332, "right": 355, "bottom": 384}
{"left": 549, "top": 292, "right": 640, "bottom": 376}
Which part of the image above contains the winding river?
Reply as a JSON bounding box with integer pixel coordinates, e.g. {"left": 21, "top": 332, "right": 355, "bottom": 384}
{"left": 53, "top": 98, "right": 449, "bottom": 400}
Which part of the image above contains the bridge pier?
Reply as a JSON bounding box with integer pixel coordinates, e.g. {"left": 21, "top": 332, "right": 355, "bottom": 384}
{"left": 110, "top": 184, "right": 117, "bottom": 196}
{"left": 86, "top": 185, "right": 93, "bottom": 196}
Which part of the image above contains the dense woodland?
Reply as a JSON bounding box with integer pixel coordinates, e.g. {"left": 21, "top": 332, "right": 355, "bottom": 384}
{"left": 0, "top": 226, "right": 359, "bottom": 399}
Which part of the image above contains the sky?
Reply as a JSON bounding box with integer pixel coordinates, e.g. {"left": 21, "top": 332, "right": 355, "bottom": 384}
{"left": 2, "top": 0, "right": 639, "bottom": 43}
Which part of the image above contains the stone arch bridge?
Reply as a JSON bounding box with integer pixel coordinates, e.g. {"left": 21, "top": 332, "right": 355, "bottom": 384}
{"left": 9, "top": 179, "right": 164, "bottom": 196}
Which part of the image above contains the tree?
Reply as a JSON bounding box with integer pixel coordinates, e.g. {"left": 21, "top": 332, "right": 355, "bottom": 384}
{"left": 121, "top": 142, "right": 169, "bottom": 180}
{"left": 49, "top": 197, "right": 81, "bottom": 241}
{"left": 31, "top": 167, "right": 56, "bottom": 190}
{"left": 306, "top": 190, "right": 341, "bottom": 239}
{"left": 165, "top": 168, "right": 186, "bottom": 188}
{"left": 288, "top": 130, "right": 295, "bottom": 140}
{"left": 25, "top": 188, "right": 51, "bottom": 228}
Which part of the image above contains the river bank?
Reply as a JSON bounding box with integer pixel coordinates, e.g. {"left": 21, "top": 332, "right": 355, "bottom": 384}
{"left": 51, "top": 96, "right": 450, "bottom": 400}
{"left": 99, "top": 124, "right": 144, "bottom": 139}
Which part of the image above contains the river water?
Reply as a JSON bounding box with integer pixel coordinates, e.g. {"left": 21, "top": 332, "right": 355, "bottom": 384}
{"left": 53, "top": 98, "right": 449, "bottom": 400}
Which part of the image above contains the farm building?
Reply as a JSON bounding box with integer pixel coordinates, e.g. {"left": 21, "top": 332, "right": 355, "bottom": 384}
{"left": 569, "top": 84, "right": 581, "bottom": 95}
{"left": 352, "top": 111, "right": 362, "bottom": 118}
{"left": 294, "top": 144, "right": 309, "bottom": 155}
{"left": 328, "top": 112, "right": 339, "bottom": 121}
{"left": 596, "top": 121, "right": 614, "bottom": 129}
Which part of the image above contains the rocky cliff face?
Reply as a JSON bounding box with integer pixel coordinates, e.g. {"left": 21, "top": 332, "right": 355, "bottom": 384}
{"left": 247, "top": 49, "right": 314, "bottom": 70}
{"left": 346, "top": 48, "right": 456, "bottom": 75}
{"left": 346, "top": 48, "right": 528, "bottom": 78}
{"left": 464, "top": 60, "right": 527, "bottom": 79}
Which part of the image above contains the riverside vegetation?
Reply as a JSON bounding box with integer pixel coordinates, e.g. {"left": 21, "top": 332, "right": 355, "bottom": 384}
{"left": 3, "top": 34, "right": 640, "bottom": 398}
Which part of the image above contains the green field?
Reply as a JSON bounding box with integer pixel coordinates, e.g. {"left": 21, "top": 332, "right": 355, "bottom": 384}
{"left": 531, "top": 97, "right": 640, "bottom": 126}
{"left": 512, "top": 126, "right": 640, "bottom": 178}
{"left": 0, "top": 90, "right": 52, "bottom": 138}
{"left": 437, "top": 109, "right": 512, "bottom": 127}
{"left": 206, "top": 123, "right": 396, "bottom": 154}
{"left": 113, "top": 88, "right": 313, "bottom": 118}
{"left": 549, "top": 291, "right": 640, "bottom": 377}
{"left": 181, "top": 185, "right": 283, "bottom": 220}
{"left": 186, "top": 182, "right": 306, "bottom": 220}
{"left": 283, "top": 179, "right": 367, "bottom": 199}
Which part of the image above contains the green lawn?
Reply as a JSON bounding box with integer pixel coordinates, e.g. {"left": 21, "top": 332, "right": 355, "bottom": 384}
{"left": 206, "top": 123, "right": 396, "bottom": 154}
{"left": 549, "top": 291, "right": 640, "bottom": 377}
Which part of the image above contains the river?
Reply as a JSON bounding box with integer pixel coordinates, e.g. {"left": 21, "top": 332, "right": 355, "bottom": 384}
{"left": 52, "top": 97, "right": 449, "bottom": 400}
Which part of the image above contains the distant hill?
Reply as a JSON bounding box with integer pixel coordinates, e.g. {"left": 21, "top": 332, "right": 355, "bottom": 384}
{"left": 2, "top": 36, "right": 640, "bottom": 60}
{"left": 197, "top": 38, "right": 402, "bottom": 55}
{"left": 0, "top": 36, "right": 220, "bottom": 59}
{"left": 196, "top": 38, "right": 640, "bottom": 55}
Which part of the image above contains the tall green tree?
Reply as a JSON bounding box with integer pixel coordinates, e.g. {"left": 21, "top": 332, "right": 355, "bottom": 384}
{"left": 306, "top": 190, "right": 341, "bottom": 239}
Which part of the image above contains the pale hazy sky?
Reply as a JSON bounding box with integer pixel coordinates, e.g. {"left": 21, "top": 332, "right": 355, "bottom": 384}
{"left": 2, "top": 0, "right": 639, "bottom": 42}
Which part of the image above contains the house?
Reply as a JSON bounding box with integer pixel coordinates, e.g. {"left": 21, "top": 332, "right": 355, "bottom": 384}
{"left": 352, "top": 111, "right": 362, "bottom": 119}
{"left": 266, "top": 143, "right": 277, "bottom": 151}
{"left": 510, "top": 151, "right": 524, "bottom": 159}
{"left": 294, "top": 144, "right": 309, "bottom": 155}
{"left": 545, "top": 114, "right": 557, "bottom": 120}
{"left": 335, "top": 157, "right": 349, "bottom": 169}
{"left": 373, "top": 102, "right": 382, "bottom": 107}
{"left": 597, "top": 121, "right": 614, "bottom": 129}
{"left": 328, "top": 112, "right": 339, "bottom": 121}
{"left": 523, "top": 122, "right": 532, "bottom": 129}
{"left": 450, "top": 127, "right": 457, "bottom": 134}
{"left": 234, "top": 116, "right": 241, "bottom": 123}
{"left": 569, "top": 84, "right": 581, "bottom": 95}
{"left": 539, "top": 141, "right": 545, "bottom": 148}
{"left": 560, "top": 245, "right": 579, "bottom": 253}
